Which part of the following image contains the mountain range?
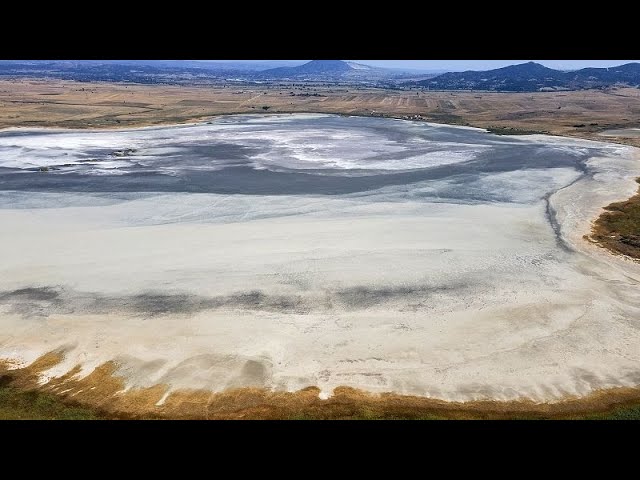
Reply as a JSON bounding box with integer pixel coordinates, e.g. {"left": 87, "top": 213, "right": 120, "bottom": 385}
{"left": 1, "top": 60, "right": 640, "bottom": 91}
{"left": 257, "top": 60, "right": 640, "bottom": 90}
{"left": 415, "top": 61, "right": 640, "bottom": 91}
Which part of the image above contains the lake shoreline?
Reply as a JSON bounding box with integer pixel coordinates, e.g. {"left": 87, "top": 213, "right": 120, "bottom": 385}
{"left": 1, "top": 113, "right": 639, "bottom": 420}
{"left": 2, "top": 353, "right": 640, "bottom": 420}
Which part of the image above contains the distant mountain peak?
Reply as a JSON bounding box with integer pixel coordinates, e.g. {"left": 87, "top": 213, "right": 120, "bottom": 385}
{"left": 306, "top": 60, "right": 349, "bottom": 67}
{"left": 261, "top": 60, "right": 379, "bottom": 79}
{"left": 498, "top": 61, "right": 555, "bottom": 73}
{"left": 345, "top": 61, "right": 373, "bottom": 70}
{"left": 298, "top": 60, "right": 352, "bottom": 73}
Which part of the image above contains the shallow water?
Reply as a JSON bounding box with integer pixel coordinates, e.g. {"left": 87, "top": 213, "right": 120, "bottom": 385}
{"left": 0, "top": 114, "right": 600, "bottom": 197}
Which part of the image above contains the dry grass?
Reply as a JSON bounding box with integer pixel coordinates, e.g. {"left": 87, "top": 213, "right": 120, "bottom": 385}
{"left": 590, "top": 179, "right": 640, "bottom": 259}
{"left": 2, "top": 79, "right": 640, "bottom": 147}
{"left": 2, "top": 353, "right": 640, "bottom": 420}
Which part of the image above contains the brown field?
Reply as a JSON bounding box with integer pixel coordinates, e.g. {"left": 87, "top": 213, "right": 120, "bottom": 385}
{"left": 2, "top": 79, "right": 640, "bottom": 148}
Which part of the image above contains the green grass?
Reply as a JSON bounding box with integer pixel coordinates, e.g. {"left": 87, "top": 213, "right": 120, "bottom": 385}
{"left": 0, "top": 382, "right": 99, "bottom": 420}
{"left": 581, "top": 404, "right": 640, "bottom": 420}
{"left": 486, "top": 126, "right": 548, "bottom": 135}
{"left": 286, "top": 405, "right": 640, "bottom": 420}
{"left": 286, "top": 407, "right": 448, "bottom": 420}
{"left": 426, "top": 112, "right": 466, "bottom": 125}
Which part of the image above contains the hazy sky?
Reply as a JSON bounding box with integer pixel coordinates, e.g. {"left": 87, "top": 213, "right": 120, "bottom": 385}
{"left": 351, "top": 60, "right": 639, "bottom": 71}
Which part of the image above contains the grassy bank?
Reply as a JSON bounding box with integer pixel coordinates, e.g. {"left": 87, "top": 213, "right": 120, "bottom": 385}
{"left": 590, "top": 178, "right": 640, "bottom": 259}
{"left": 2, "top": 371, "right": 640, "bottom": 420}
{"left": 0, "top": 375, "right": 100, "bottom": 420}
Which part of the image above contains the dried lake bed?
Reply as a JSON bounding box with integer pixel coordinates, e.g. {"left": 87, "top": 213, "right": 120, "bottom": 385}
{"left": 1, "top": 114, "right": 639, "bottom": 404}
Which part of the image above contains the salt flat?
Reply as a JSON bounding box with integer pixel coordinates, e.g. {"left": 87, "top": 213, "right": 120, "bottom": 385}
{"left": 1, "top": 114, "right": 639, "bottom": 403}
